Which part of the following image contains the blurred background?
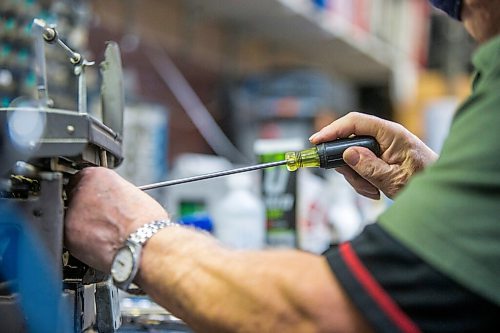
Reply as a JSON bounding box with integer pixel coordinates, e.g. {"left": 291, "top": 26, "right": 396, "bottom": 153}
{"left": 0, "top": 0, "right": 477, "bottom": 331}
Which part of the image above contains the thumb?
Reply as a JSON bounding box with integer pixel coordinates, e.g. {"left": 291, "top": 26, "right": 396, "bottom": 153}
{"left": 343, "top": 147, "right": 390, "bottom": 187}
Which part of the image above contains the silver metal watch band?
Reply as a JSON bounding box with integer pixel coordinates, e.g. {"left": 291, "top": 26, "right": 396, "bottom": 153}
{"left": 128, "top": 219, "right": 178, "bottom": 245}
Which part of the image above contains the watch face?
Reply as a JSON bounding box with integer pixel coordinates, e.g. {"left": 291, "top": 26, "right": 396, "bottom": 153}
{"left": 111, "top": 246, "right": 134, "bottom": 283}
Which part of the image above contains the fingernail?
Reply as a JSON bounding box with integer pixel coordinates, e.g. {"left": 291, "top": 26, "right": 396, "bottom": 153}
{"left": 344, "top": 149, "right": 360, "bottom": 167}
{"left": 309, "top": 133, "right": 319, "bottom": 142}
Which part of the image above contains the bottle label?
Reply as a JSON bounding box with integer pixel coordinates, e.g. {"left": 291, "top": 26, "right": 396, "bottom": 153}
{"left": 260, "top": 151, "right": 297, "bottom": 248}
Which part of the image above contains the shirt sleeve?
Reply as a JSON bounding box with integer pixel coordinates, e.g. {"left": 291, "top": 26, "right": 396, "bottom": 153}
{"left": 323, "top": 223, "right": 500, "bottom": 333}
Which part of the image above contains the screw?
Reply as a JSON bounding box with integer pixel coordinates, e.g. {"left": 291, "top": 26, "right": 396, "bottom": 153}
{"left": 67, "top": 125, "right": 75, "bottom": 134}
{"left": 70, "top": 53, "right": 82, "bottom": 65}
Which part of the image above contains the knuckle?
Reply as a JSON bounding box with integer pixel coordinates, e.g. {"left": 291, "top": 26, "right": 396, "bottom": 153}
{"left": 346, "top": 111, "right": 361, "bottom": 120}
{"left": 79, "top": 167, "right": 93, "bottom": 177}
{"left": 81, "top": 166, "right": 100, "bottom": 179}
{"left": 386, "top": 169, "right": 409, "bottom": 197}
{"left": 88, "top": 166, "right": 112, "bottom": 179}
{"left": 359, "top": 162, "right": 378, "bottom": 179}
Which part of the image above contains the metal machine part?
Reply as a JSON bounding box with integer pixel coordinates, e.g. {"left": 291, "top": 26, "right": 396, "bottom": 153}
{"left": 0, "top": 173, "right": 65, "bottom": 332}
{"left": 0, "top": 19, "right": 124, "bottom": 332}
{"left": 96, "top": 280, "right": 122, "bottom": 332}
{"left": 32, "top": 18, "right": 95, "bottom": 114}
{"left": 100, "top": 42, "right": 124, "bottom": 138}
{"left": 0, "top": 107, "right": 122, "bottom": 172}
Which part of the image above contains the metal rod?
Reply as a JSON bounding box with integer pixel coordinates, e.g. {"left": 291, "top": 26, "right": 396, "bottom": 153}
{"left": 32, "top": 19, "right": 50, "bottom": 105}
{"left": 77, "top": 64, "right": 87, "bottom": 113}
{"left": 55, "top": 39, "right": 81, "bottom": 64}
{"left": 138, "top": 160, "right": 288, "bottom": 191}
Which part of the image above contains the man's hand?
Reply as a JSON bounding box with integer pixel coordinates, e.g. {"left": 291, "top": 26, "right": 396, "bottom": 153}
{"left": 310, "top": 112, "right": 438, "bottom": 199}
{"left": 64, "top": 167, "right": 169, "bottom": 272}
{"left": 64, "top": 168, "right": 375, "bottom": 333}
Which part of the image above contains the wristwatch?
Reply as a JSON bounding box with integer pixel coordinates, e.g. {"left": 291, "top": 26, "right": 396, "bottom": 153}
{"left": 111, "top": 219, "right": 177, "bottom": 290}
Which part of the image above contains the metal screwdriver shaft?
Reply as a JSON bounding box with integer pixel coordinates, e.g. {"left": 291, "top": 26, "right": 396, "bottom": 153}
{"left": 139, "top": 160, "right": 288, "bottom": 191}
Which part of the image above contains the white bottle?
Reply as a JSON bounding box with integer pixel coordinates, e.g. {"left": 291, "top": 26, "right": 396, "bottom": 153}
{"left": 212, "top": 173, "right": 266, "bottom": 249}
{"left": 325, "top": 171, "right": 364, "bottom": 243}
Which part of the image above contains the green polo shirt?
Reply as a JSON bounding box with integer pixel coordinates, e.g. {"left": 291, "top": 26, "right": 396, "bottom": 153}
{"left": 379, "top": 34, "right": 500, "bottom": 305}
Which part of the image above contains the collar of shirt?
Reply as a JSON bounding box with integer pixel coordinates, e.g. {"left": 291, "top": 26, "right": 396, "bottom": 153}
{"left": 454, "top": 34, "right": 500, "bottom": 121}
{"left": 472, "top": 34, "right": 500, "bottom": 76}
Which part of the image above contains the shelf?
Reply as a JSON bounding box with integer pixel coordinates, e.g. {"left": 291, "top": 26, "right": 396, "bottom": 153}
{"left": 185, "top": 0, "right": 397, "bottom": 83}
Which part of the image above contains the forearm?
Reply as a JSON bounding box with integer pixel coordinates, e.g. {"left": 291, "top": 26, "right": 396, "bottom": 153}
{"left": 64, "top": 168, "right": 373, "bottom": 332}
{"left": 135, "top": 227, "right": 372, "bottom": 333}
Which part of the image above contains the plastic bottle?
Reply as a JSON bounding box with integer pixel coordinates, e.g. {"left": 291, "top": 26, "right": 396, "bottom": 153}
{"left": 212, "top": 173, "right": 266, "bottom": 249}
{"left": 325, "top": 171, "right": 364, "bottom": 243}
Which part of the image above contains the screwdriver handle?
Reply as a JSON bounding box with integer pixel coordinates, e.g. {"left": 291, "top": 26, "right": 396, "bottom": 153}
{"left": 317, "top": 136, "right": 381, "bottom": 169}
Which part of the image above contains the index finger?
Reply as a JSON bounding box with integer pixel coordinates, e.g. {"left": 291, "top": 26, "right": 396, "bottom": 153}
{"left": 310, "top": 112, "right": 384, "bottom": 144}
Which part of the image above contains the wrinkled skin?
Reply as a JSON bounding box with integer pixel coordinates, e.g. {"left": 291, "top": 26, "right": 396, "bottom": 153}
{"left": 64, "top": 167, "right": 169, "bottom": 272}
{"left": 309, "top": 112, "right": 438, "bottom": 200}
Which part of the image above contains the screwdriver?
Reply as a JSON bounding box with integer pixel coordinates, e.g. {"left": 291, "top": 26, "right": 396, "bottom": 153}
{"left": 138, "top": 136, "right": 380, "bottom": 191}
